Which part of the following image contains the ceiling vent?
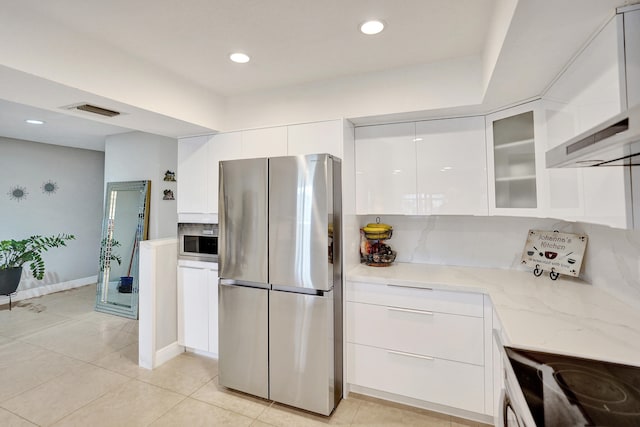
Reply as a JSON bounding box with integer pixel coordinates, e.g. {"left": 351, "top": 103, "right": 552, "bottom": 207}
{"left": 65, "top": 103, "right": 121, "bottom": 117}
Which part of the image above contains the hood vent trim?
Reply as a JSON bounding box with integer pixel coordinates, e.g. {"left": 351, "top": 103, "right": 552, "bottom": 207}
{"left": 546, "top": 105, "right": 640, "bottom": 168}
{"left": 566, "top": 118, "right": 629, "bottom": 155}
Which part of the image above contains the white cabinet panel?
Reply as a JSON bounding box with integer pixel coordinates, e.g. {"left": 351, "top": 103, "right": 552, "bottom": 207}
{"left": 242, "top": 127, "right": 287, "bottom": 158}
{"left": 208, "top": 132, "right": 242, "bottom": 215}
{"left": 355, "top": 122, "right": 417, "bottom": 215}
{"left": 542, "top": 14, "right": 630, "bottom": 228}
{"left": 346, "top": 281, "right": 484, "bottom": 318}
{"left": 288, "top": 120, "right": 343, "bottom": 158}
{"left": 207, "top": 269, "right": 219, "bottom": 355}
{"left": 486, "top": 104, "right": 540, "bottom": 216}
{"left": 486, "top": 101, "right": 587, "bottom": 220}
{"left": 346, "top": 301, "right": 484, "bottom": 365}
{"left": 178, "top": 266, "right": 209, "bottom": 351}
{"left": 416, "top": 117, "right": 488, "bottom": 215}
{"left": 581, "top": 168, "right": 629, "bottom": 229}
{"left": 178, "top": 265, "right": 219, "bottom": 355}
{"left": 491, "top": 305, "right": 504, "bottom": 423}
{"left": 347, "top": 343, "right": 485, "bottom": 414}
{"left": 346, "top": 280, "right": 489, "bottom": 414}
{"left": 177, "top": 136, "right": 209, "bottom": 214}
{"left": 544, "top": 15, "right": 625, "bottom": 148}
{"left": 178, "top": 133, "right": 242, "bottom": 216}
{"left": 625, "top": 9, "right": 640, "bottom": 108}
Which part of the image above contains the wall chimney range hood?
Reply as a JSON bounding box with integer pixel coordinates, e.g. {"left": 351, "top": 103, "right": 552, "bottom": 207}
{"left": 546, "top": 105, "right": 640, "bottom": 168}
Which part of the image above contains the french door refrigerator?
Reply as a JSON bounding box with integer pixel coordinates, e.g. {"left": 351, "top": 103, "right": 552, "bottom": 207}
{"left": 218, "top": 154, "right": 343, "bottom": 416}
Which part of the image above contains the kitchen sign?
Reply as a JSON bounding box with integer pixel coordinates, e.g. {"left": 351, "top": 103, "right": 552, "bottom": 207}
{"left": 521, "top": 230, "right": 587, "bottom": 278}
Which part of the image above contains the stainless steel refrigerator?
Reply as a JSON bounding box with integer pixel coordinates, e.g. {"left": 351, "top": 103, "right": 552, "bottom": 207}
{"left": 218, "top": 154, "right": 343, "bottom": 416}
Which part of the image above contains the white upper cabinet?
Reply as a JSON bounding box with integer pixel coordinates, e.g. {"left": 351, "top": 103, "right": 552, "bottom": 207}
{"left": 288, "top": 120, "right": 343, "bottom": 158}
{"left": 486, "top": 101, "right": 586, "bottom": 220}
{"left": 415, "top": 117, "right": 488, "bottom": 216}
{"left": 544, "top": 14, "right": 625, "bottom": 148}
{"left": 208, "top": 132, "right": 243, "bottom": 215}
{"left": 177, "top": 133, "right": 243, "bottom": 217}
{"left": 542, "top": 14, "right": 629, "bottom": 228}
{"left": 486, "top": 103, "right": 543, "bottom": 217}
{"left": 625, "top": 8, "right": 640, "bottom": 108}
{"left": 242, "top": 126, "right": 287, "bottom": 158}
{"left": 355, "top": 122, "right": 417, "bottom": 215}
{"left": 178, "top": 120, "right": 346, "bottom": 217}
{"left": 177, "top": 135, "right": 210, "bottom": 215}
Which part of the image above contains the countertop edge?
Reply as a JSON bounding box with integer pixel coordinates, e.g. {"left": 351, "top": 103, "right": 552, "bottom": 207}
{"left": 346, "top": 262, "right": 640, "bottom": 367}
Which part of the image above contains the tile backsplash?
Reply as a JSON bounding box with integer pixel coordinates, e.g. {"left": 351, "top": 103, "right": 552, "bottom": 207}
{"left": 358, "top": 215, "right": 640, "bottom": 310}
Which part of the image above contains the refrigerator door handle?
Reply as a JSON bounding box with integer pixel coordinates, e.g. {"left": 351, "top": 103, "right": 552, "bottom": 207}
{"left": 271, "top": 284, "right": 331, "bottom": 296}
{"left": 219, "top": 279, "right": 270, "bottom": 290}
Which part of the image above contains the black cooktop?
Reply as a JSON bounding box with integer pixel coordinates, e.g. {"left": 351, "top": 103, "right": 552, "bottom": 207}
{"left": 506, "top": 347, "right": 640, "bottom": 427}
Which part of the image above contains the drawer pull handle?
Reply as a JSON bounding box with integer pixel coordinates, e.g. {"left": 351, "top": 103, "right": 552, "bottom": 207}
{"left": 387, "top": 307, "right": 433, "bottom": 316}
{"left": 386, "top": 283, "right": 433, "bottom": 291}
{"left": 388, "top": 350, "right": 434, "bottom": 361}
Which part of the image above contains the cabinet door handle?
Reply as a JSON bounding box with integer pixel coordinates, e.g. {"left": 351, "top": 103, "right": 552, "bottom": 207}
{"left": 387, "top": 307, "right": 433, "bottom": 316}
{"left": 386, "top": 283, "right": 433, "bottom": 291}
{"left": 388, "top": 350, "right": 434, "bottom": 361}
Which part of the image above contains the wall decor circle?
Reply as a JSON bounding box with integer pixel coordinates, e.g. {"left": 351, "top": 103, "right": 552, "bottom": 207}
{"left": 8, "top": 185, "right": 28, "bottom": 202}
{"left": 42, "top": 180, "right": 58, "bottom": 195}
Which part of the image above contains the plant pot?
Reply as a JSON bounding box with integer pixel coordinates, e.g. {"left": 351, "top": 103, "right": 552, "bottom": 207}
{"left": 0, "top": 267, "right": 22, "bottom": 310}
{"left": 118, "top": 276, "right": 133, "bottom": 293}
{"left": 0, "top": 267, "right": 22, "bottom": 296}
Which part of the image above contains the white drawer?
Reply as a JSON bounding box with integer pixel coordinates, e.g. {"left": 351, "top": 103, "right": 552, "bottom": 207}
{"left": 347, "top": 343, "right": 484, "bottom": 414}
{"left": 346, "top": 301, "right": 484, "bottom": 365}
{"left": 346, "top": 281, "right": 483, "bottom": 317}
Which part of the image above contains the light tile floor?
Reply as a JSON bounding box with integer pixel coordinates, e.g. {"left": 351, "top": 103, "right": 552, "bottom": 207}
{"left": 0, "top": 286, "right": 491, "bottom": 427}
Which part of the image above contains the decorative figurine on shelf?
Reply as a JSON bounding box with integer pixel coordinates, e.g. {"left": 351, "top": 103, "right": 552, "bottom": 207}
{"left": 162, "top": 189, "right": 175, "bottom": 200}
{"left": 163, "top": 170, "right": 176, "bottom": 182}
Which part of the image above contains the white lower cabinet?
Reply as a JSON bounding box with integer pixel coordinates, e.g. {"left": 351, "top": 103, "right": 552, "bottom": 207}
{"left": 178, "top": 265, "right": 219, "bottom": 355}
{"left": 347, "top": 343, "right": 485, "bottom": 414}
{"left": 346, "top": 281, "right": 490, "bottom": 415}
{"left": 346, "top": 301, "right": 484, "bottom": 365}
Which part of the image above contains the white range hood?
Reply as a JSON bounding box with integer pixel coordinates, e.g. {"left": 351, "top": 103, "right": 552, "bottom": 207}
{"left": 546, "top": 104, "right": 640, "bottom": 168}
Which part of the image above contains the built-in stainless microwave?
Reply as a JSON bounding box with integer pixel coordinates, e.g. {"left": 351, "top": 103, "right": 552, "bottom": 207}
{"left": 178, "top": 223, "right": 218, "bottom": 262}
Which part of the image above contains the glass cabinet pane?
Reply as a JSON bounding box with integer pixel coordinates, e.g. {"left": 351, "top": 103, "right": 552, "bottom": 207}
{"left": 492, "top": 111, "right": 537, "bottom": 208}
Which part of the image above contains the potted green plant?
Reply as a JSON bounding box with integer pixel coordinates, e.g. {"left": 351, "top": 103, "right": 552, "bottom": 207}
{"left": 0, "top": 233, "right": 75, "bottom": 308}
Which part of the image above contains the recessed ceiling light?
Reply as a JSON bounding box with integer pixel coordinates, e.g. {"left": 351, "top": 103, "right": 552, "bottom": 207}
{"left": 229, "top": 53, "right": 250, "bottom": 63}
{"left": 360, "top": 20, "right": 385, "bottom": 35}
{"left": 25, "top": 119, "right": 45, "bottom": 125}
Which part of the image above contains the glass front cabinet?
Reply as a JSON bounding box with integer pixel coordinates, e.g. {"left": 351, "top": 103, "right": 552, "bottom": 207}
{"left": 486, "top": 100, "right": 591, "bottom": 221}
{"left": 486, "top": 102, "right": 544, "bottom": 217}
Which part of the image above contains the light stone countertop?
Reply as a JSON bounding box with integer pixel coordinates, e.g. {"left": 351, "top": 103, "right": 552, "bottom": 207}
{"left": 347, "top": 262, "right": 640, "bottom": 367}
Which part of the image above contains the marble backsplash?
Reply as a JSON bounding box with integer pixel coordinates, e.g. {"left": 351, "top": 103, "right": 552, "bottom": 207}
{"left": 358, "top": 215, "right": 640, "bottom": 310}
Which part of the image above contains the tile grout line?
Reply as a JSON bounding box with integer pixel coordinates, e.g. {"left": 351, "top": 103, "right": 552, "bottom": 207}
{"left": 0, "top": 405, "right": 39, "bottom": 427}
{"left": 32, "top": 377, "right": 138, "bottom": 427}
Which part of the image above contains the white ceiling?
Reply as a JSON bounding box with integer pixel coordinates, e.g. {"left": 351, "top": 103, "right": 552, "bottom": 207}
{"left": 0, "top": 99, "right": 130, "bottom": 151}
{"left": 0, "top": 0, "right": 631, "bottom": 149}
{"left": 19, "top": 0, "right": 495, "bottom": 96}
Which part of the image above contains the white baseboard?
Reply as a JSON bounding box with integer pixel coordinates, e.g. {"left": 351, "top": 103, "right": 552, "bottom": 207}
{"left": 141, "top": 342, "right": 184, "bottom": 370}
{"left": 0, "top": 276, "right": 97, "bottom": 304}
{"left": 189, "top": 348, "right": 219, "bottom": 360}
{"left": 347, "top": 384, "right": 493, "bottom": 425}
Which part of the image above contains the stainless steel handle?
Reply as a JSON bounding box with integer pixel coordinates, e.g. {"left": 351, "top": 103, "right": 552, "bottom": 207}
{"left": 387, "top": 307, "right": 433, "bottom": 316}
{"left": 387, "top": 350, "right": 434, "bottom": 361}
{"left": 219, "top": 279, "right": 270, "bottom": 289}
{"left": 386, "top": 283, "right": 433, "bottom": 291}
